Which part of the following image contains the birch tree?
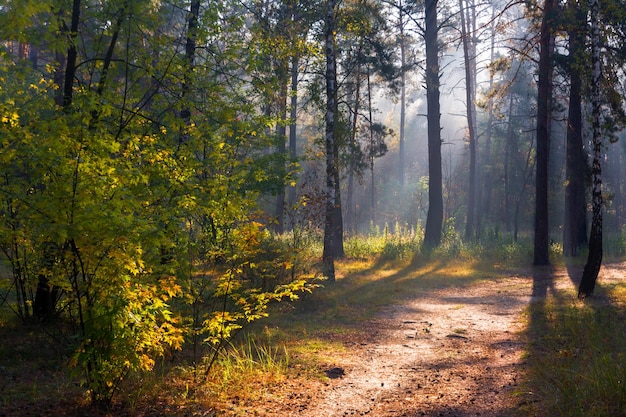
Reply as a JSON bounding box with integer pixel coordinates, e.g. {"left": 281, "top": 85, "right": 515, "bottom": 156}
{"left": 578, "top": 0, "right": 603, "bottom": 298}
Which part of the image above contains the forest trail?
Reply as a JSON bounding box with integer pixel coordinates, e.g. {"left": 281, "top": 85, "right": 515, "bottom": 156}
{"left": 245, "top": 262, "right": 625, "bottom": 417}
{"left": 293, "top": 274, "right": 535, "bottom": 417}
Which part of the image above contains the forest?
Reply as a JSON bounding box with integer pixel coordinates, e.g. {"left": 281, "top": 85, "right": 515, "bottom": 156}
{"left": 0, "top": 0, "right": 625, "bottom": 415}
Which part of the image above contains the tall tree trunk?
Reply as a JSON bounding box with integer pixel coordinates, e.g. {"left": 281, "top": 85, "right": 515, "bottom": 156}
{"left": 274, "top": 66, "right": 289, "bottom": 233}
{"left": 34, "top": 0, "right": 81, "bottom": 320}
{"left": 477, "top": 5, "right": 497, "bottom": 238}
{"left": 504, "top": 94, "right": 514, "bottom": 233}
{"left": 346, "top": 58, "right": 362, "bottom": 234}
{"left": 62, "top": 0, "right": 81, "bottom": 108}
{"left": 179, "top": 0, "right": 200, "bottom": 145}
{"left": 323, "top": 0, "right": 341, "bottom": 281}
{"left": 579, "top": 0, "right": 602, "bottom": 298}
{"left": 423, "top": 0, "right": 443, "bottom": 249}
{"left": 563, "top": 0, "right": 588, "bottom": 256}
{"left": 367, "top": 68, "right": 376, "bottom": 225}
{"left": 398, "top": 0, "right": 407, "bottom": 186}
{"left": 460, "top": 0, "right": 477, "bottom": 241}
{"left": 287, "top": 53, "right": 299, "bottom": 216}
{"left": 533, "top": 0, "right": 555, "bottom": 266}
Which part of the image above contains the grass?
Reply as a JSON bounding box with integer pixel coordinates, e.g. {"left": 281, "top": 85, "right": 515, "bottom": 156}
{"left": 520, "top": 277, "right": 626, "bottom": 417}
{"left": 2, "top": 235, "right": 626, "bottom": 416}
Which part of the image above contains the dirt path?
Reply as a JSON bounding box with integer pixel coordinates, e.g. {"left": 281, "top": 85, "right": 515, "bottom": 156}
{"left": 246, "top": 263, "right": 624, "bottom": 417}
{"left": 291, "top": 276, "right": 535, "bottom": 417}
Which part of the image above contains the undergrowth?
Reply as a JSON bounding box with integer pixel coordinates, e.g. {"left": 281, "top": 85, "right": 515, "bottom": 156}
{"left": 522, "top": 282, "right": 626, "bottom": 417}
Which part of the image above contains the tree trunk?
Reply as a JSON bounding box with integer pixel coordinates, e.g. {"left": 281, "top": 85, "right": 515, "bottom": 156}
{"left": 423, "top": 0, "right": 443, "bottom": 249}
{"left": 287, "top": 53, "right": 299, "bottom": 216}
{"left": 504, "top": 94, "right": 514, "bottom": 233}
{"left": 398, "top": 0, "right": 407, "bottom": 186}
{"left": 477, "top": 5, "right": 496, "bottom": 238}
{"left": 34, "top": 0, "right": 81, "bottom": 319}
{"left": 323, "top": 0, "right": 340, "bottom": 281}
{"left": 460, "top": 0, "right": 477, "bottom": 241}
{"left": 274, "top": 71, "right": 289, "bottom": 233}
{"left": 346, "top": 58, "right": 362, "bottom": 234}
{"left": 533, "top": 0, "right": 555, "bottom": 266}
{"left": 367, "top": 68, "right": 376, "bottom": 225}
{"left": 180, "top": 0, "right": 200, "bottom": 145}
{"left": 62, "top": 0, "right": 81, "bottom": 108}
{"left": 579, "top": 0, "right": 602, "bottom": 298}
{"left": 563, "top": 0, "right": 588, "bottom": 257}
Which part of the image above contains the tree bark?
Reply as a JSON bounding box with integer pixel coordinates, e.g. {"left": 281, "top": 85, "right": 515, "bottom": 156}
{"left": 287, "top": 53, "right": 299, "bottom": 215}
{"left": 460, "top": 0, "right": 477, "bottom": 241}
{"left": 579, "top": 0, "right": 602, "bottom": 298}
{"left": 367, "top": 68, "right": 376, "bottom": 225}
{"left": 346, "top": 57, "right": 362, "bottom": 234}
{"left": 34, "top": 0, "right": 81, "bottom": 320}
{"left": 274, "top": 66, "right": 289, "bottom": 233}
{"left": 398, "top": 0, "right": 407, "bottom": 186}
{"left": 323, "top": 0, "right": 340, "bottom": 281}
{"left": 563, "top": 0, "right": 588, "bottom": 257}
{"left": 533, "top": 0, "right": 555, "bottom": 266}
{"left": 62, "top": 0, "right": 81, "bottom": 108}
{"left": 477, "top": 6, "right": 496, "bottom": 237}
{"left": 423, "top": 0, "right": 443, "bottom": 249}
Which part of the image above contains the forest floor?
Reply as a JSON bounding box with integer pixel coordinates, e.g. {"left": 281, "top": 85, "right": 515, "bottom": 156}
{"left": 3, "top": 260, "right": 626, "bottom": 417}
{"left": 218, "top": 261, "right": 626, "bottom": 417}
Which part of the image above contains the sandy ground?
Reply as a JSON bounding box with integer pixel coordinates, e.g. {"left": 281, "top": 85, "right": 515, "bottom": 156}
{"left": 237, "top": 262, "right": 624, "bottom": 417}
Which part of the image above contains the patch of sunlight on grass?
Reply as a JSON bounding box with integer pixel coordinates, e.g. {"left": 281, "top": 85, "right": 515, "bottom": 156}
{"left": 202, "top": 336, "right": 291, "bottom": 411}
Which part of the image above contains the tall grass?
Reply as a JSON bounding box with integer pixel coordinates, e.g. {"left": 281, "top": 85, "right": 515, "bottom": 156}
{"left": 523, "top": 293, "right": 626, "bottom": 417}
{"left": 344, "top": 221, "right": 423, "bottom": 260}
{"left": 204, "top": 334, "right": 290, "bottom": 405}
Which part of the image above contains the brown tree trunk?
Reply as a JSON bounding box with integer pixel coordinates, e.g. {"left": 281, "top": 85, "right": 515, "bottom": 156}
{"left": 287, "top": 53, "right": 299, "bottom": 216}
{"left": 323, "top": 0, "right": 341, "bottom": 281}
{"left": 34, "top": 0, "right": 81, "bottom": 320}
{"left": 423, "top": 0, "right": 443, "bottom": 249}
{"left": 274, "top": 65, "right": 289, "bottom": 233}
{"left": 179, "top": 0, "right": 200, "bottom": 145}
{"left": 563, "top": 0, "right": 588, "bottom": 257}
{"left": 398, "top": 0, "right": 407, "bottom": 186}
{"left": 460, "top": 0, "right": 477, "bottom": 241}
{"left": 533, "top": 0, "right": 556, "bottom": 266}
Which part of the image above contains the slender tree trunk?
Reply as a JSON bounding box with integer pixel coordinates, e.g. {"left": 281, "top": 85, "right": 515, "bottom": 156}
{"left": 504, "top": 94, "right": 514, "bottom": 233}
{"left": 323, "top": 0, "right": 340, "bottom": 281}
{"left": 533, "top": 0, "right": 555, "bottom": 266}
{"left": 579, "top": 0, "right": 602, "bottom": 298}
{"left": 287, "top": 54, "right": 299, "bottom": 215}
{"left": 274, "top": 63, "right": 289, "bottom": 233}
{"left": 180, "top": 0, "right": 200, "bottom": 145}
{"left": 274, "top": 110, "right": 287, "bottom": 233}
{"left": 346, "top": 59, "right": 362, "bottom": 234}
{"left": 563, "top": 0, "right": 588, "bottom": 256}
{"left": 62, "top": 0, "right": 81, "bottom": 108}
{"left": 460, "top": 0, "right": 477, "bottom": 241}
{"left": 477, "top": 5, "right": 496, "bottom": 238}
{"left": 34, "top": 0, "right": 81, "bottom": 320}
{"left": 367, "top": 68, "right": 376, "bottom": 225}
{"left": 398, "top": 0, "right": 407, "bottom": 186}
{"left": 423, "top": 0, "right": 443, "bottom": 249}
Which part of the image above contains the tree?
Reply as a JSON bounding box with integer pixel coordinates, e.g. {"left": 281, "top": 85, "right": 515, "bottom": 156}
{"left": 562, "top": 0, "right": 588, "bottom": 257}
{"left": 323, "top": 0, "right": 342, "bottom": 281}
{"left": 533, "top": 0, "right": 556, "bottom": 266}
{"left": 423, "top": 0, "right": 444, "bottom": 249}
{"left": 459, "top": 0, "right": 478, "bottom": 241}
{"left": 0, "top": 0, "right": 314, "bottom": 406}
{"left": 578, "top": 0, "right": 603, "bottom": 298}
